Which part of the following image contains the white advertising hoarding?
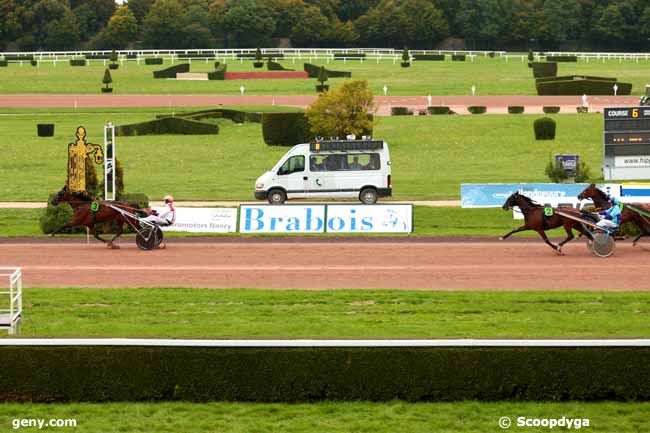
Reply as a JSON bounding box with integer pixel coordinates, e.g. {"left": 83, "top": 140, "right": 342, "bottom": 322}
{"left": 154, "top": 207, "right": 237, "bottom": 233}
{"left": 239, "top": 204, "right": 413, "bottom": 233}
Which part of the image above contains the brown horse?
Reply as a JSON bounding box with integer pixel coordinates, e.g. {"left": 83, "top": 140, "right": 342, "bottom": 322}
{"left": 501, "top": 192, "right": 594, "bottom": 254}
{"left": 49, "top": 186, "right": 139, "bottom": 249}
{"left": 578, "top": 183, "right": 650, "bottom": 246}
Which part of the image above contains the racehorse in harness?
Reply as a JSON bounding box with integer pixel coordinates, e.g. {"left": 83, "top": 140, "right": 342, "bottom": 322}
{"left": 578, "top": 183, "right": 650, "bottom": 246}
{"left": 500, "top": 192, "right": 593, "bottom": 254}
{"left": 49, "top": 186, "right": 140, "bottom": 249}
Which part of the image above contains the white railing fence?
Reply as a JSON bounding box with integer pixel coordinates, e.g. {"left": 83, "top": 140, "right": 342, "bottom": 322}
{"left": 0, "top": 267, "right": 22, "bottom": 335}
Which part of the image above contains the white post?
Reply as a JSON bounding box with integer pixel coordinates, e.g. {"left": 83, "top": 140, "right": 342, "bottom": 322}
{"left": 471, "top": 84, "right": 476, "bottom": 96}
{"left": 613, "top": 84, "right": 618, "bottom": 96}
{"left": 104, "top": 122, "right": 116, "bottom": 201}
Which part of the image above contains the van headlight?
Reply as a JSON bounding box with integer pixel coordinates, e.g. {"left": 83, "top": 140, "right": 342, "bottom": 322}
{"left": 255, "top": 183, "right": 264, "bottom": 189}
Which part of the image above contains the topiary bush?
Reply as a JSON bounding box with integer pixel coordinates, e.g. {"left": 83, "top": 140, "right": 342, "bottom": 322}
{"left": 40, "top": 195, "right": 81, "bottom": 234}
{"left": 451, "top": 55, "right": 466, "bottom": 61}
{"left": 534, "top": 117, "right": 556, "bottom": 140}
{"left": 0, "top": 60, "right": 7, "bottom": 67}
{"left": 116, "top": 117, "right": 219, "bottom": 136}
{"left": 37, "top": 124, "right": 55, "bottom": 137}
{"left": 262, "top": 112, "right": 312, "bottom": 146}
{"left": 543, "top": 106, "right": 561, "bottom": 114}
{"left": 428, "top": 106, "right": 450, "bottom": 115}
{"left": 468, "top": 106, "right": 486, "bottom": 114}
{"left": 102, "top": 68, "right": 113, "bottom": 93}
{"left": 531, "top": 62, "right": 557, "bottom": 78}
{"left": 153, "top": 63, "right": 190, "bottom": 79}
{"left": 391, "top": 107, "right": 412, "bottom": 116}
{"left": 267, "top": 61, "right": 293, "bottom": 71}
{"left": 508, "top": 106, "right": 525, "bottom": 114}
{"left": 70, "top": 59, "right": 86, "bottom": 66}
{"left": 30, "top": 60, "right": 37, "bottom": 66}
{"left": 207, "top": 63, "right": 227, "bottom": 80}
{"left": 401, "top": 47, "right": 410, "bottom": 67}
{"left": 527, "top": 50, "right": 534, "bottom": 61}
{"left": 253, "top": 47, "right": 264, "bottom": 68}
{"left": 144, "top": 58, "right": 163, "bottom": 65}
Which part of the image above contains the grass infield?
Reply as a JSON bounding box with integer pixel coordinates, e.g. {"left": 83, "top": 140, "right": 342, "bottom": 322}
{"left": 0, "top": 109, "right": 603, "bottom": 201}
{"left": 0, "top": 401, "right": 648, "bottom": 432}
{"left": 2, "top": 288, "right": 648, "bottom": 339}
{"left": 0, "top": 56, "right": 648, "bottom": 95}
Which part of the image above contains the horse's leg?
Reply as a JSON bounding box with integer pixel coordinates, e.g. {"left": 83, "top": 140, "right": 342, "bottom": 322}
{"left": 557, "top": 224, "right": 576, "bottom": 252}
{"left": 107, "top": 223, "right": 124, "bottom": 249}
{"left": 49, "top": 215, "right": 86, "bottom": 237}
{"left": 500, "top": 225, "right": 529, "bottom": 240}
{"left": 537, "top": 230, "right": 563, "bottom": 255}
{"left": 632, "top": 231, "right": 649, "bottom": 246}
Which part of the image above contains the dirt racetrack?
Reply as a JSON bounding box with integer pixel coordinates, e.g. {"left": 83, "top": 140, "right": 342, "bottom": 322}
{"left": 1, "top": 238, "right": 649, "bottom": 290}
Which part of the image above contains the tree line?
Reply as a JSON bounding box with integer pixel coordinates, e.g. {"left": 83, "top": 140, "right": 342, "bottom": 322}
{"left": 2, "top": 0, "right": 650, "bottom": 52}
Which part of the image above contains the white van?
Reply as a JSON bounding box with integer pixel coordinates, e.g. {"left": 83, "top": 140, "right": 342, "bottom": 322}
{"left": 254, "top": 139, "right": 392, "bottom": 204}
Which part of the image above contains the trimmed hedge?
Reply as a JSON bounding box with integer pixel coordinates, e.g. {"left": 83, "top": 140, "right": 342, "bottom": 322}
{"left": 536, "top": 77, "right": 632, "bottom": 95}
{"left": 1, "top": 346, "right": 650, "bottom": 402}
{"left": 177, "top": 54, "right": 215, "bottom": 59}
{"left": 267, "top": 61, "right": 293, "bottom": 71}
{"left": 165, "top": 108, "right": 262, "bottom": 124}
{"left": 543, "top": 106, "right": 561, "bottom": 114}
{"left": 451, "top": 55, "right": 466, "bottom": 61}
{"left": 535, "top": 75, "right": 616, "bottom": 83}
{"left": 30, "top": 60, "right": 37, "bottom": 66}
{"left": 391, "top": 107, "right": 412, "bottom": 116}
{"left": 531, "top": 62, "right": 557, "bottom": 78}
{"left": 153, "top": 63, "right": 190, "bottom": 79}
{"left": 126, "top": 54, "right": 138, "bottom": 59}
{"left": 85, "top": 54, "right": 111, "bottom": 59}
{"left": 428, "top": 106, "right": 450, "bottom": 115}
{"left": 144, "top": 58, "right": 163, "bottom": 65}
{"left": 303, "top": 63, "right": 351, "bottom": 78}
{"left": 546, "top": 55, "right": 578, "bottom": 62}
{"left": 534, "top": 117, "right": 556, "bottom": 140}
{"left": 468, "top": 106, "right": 486, "bottom": 114}
{"left": 262, "top": 112, "right": 312, "bottom": 146}
{"left": 0, "top": 60, "right": 7, "bottom": 67}
{"left": 4, "top": 54, "right": 33, "bottom": 61}
{"left": 207, "top": 63, "right": 227, "bottom": 80}
{"left": 40, "top": 195, "right": 82, "bottom": 234}
{"left": 69, "top": 59, "right": 86, "bottom": 66}
{"left": 333, "top": 53, "right": 365, "bottom": 58}
{"left": 413, "top": 54, "right": 445, "bottom": 61}
{"left": 115, "top": 117, "right": 219, "bottom": 136}
{"left": 237, "top": 53, "right": 284, "bottom": 59}
{"left": 508, "top": 106, "right": 525, "bottom": 114}
{"left": 37, "top": 124, "right": 54, "bottom": 137}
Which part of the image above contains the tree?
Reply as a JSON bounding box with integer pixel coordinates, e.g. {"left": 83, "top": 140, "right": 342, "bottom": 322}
{"left": 306, "top": 80, "right": 376, "bottom": 138}
{"left": 317, "top": 66, "right": 328, "bottom": 85}
{"left": 126, "top": 0, "right": 154, "bottom": 24}
{"left": 207, "top": 0, "right": 228, "bottom": 38}
{"left": 291, "top": 5, "right": 329, "bottom": 46}
{"left": 142, "top": 0, "right": 187, "bottom": 48}
{"left": 94, "top": 5, "right": 138, "bottom": 49}
{"left": 43, "top": 8, "right": 80, "bottom": 49}
{"left": 102, "top": 68, "right": 112, "bottom": 89}
{"left": 222, "top": 0, "right": 276, "bottom": 47}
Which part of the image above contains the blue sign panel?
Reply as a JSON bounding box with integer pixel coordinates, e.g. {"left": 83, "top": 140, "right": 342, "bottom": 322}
{"left": 461, "top": 183, "right": 592, "bottom": 208}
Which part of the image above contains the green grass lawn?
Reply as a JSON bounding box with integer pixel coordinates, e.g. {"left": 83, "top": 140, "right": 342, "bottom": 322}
{"left": 3, "top": 289, "right": 648, "bottom": 339}
{"left": 1, "top": 56, "right": 649, "bottom": 95}
{"left": 0, "top": 401, "right": 647, "bottom": 432}
{"left": 0, "top": 206, "right": 569, "bottom": 238}
{"left": 0, "top": 109, "right": 604, "bottom": 201}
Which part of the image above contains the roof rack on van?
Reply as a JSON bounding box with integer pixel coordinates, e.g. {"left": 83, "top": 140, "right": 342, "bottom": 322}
{"left": 310, "top": 140, "right": 384, "bottom": 152}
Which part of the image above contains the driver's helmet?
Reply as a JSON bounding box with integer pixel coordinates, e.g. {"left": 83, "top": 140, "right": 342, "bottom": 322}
{"left": 164, "top": 194, "right": 174, "bottom": 203}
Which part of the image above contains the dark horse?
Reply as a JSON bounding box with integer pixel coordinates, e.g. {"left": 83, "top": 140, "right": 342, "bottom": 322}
{"left": 50, "top": 186, "right": 139, "bottom": 249}
{"left": 578, "top": 183, "right": 650, "bottom": 246}
{"left": 501, "top": 192, "right": 593, "bottom": 254}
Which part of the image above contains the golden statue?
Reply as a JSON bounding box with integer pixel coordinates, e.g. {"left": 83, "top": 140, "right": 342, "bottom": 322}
{"left": 67, "top": 126, "right": 104, "bottom": 192}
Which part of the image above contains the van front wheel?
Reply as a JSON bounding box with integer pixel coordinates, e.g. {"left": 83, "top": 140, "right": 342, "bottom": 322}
{"left": 268, "top": 189, "right": 287, "bottom": 204}
{"left": 359, "top": 188, "right": 378, "bottom": 205}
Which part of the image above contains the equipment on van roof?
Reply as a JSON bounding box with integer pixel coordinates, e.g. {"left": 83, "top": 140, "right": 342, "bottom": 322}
{"left": 310, "top": 140, "right": 384, "bottom": 152}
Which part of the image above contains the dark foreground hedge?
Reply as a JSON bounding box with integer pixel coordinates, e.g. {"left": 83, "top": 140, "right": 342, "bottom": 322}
{"left": 546, "top": 55, "right": 578, "bottom": 62}
{"left": 115, "top": 117, "right": 219, "bottom": 136}
{"left": 536, "top": 77, "right": 632, "bottom": 95}
{"left": 413, "top": 54, "right": 445, "bottom": 61}
{"left": 262, "top": 112, "right": 311, "bottom": 146}
{"left": 207, "top": 63, "right": 227, "bottom": 80}
{"left": 303, "top": 63, "right": 351, "bottom": 78}
{"left": 531, "top": 62, "right": 557, "bottom": 78}
{"left": 1, "top": 346, "right": 649, "bottom": 402}
{"left": 153, "top": 63, "right": 190, "bottom": 79}
{"left": 144, "top": 58, "right": 163, "bottom": 65}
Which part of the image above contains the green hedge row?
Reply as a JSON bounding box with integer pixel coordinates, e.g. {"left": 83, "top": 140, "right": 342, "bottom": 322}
{"left": 267, "top": 61, "right": 293, "bottom": 71}
{"left": 531, "top": 62, "right": 557, "bottom": 78}
{"left": 237, "top": 53, "right": 284, "bottom": 59}
{"left": 303, "top": 63, "right": 351, "bottom": 78}
{"left": 165, "top": 108, "right": 262, "bottom": 124}
{"left": 451, "top": 55, "right": 466, "bottom": 61}
{"left": 508, "top": 106, "right": 525, "bottom": 114}
{"left": 536, "top": 77, "right": 632, "bottom": 95}
{"left": 85, "top": 54, "right": 111, "bottom": 59}
{"left": 543, "top": 106, "right": 561, "bottom": 114}
{"left": 145, "top": 58, "right": 163, "bottom": 65}
{"left": 468, "top": 106, "right": 486, "bottom": 114}
{"left": 546, "top": 55, "right": 578, "bottom": 62}
{"left": 413, "top": 54, "right": 445, "bottom": 61}
{"left": 262, "top": 112, "right": 311, "bottom": 146}
{"left": 207, "top": 63, "right": 227, "bottom": 80}
{"left": 1, "top": 346, "right": 649, "bottom": 402}
{"left": 4, "top": 54, "right": 33, "bottom": 61}
{"left": 333, "top": 53, "right": 365, "bottom": 58}
{"left": 428, "top": 106, "right": 450, "bottom": 114}
{"left": 177, "top": 54, "right": 215, "bottom": 59}
{"left": 115, "top": 117, "right": 219, "bottom": 136}
{"left": 69, "top": 59, "right": 86, "bottom": 66}
{"left": 152, "top": 63, "right": 190, "bottom": 79}
{"left": 535, "top": 75, "right": 616, "bottom": 83}
{"left": 0, "top": 60, "right": 7, "bottom": 67}
{"left": 391, "top": 107, "right": 413, "bottom": 116}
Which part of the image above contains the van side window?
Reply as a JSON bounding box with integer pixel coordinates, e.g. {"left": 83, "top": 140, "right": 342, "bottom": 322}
{"left": 310, "top": 153, "right": 381, "bottom": 172}
{"left": 278, "top": 155, "right": 305, "bottom": 175}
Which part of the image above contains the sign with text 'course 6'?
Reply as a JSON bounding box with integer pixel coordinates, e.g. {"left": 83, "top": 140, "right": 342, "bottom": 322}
{"left": 239, "top": 205, "right": 413, "bottom": 234}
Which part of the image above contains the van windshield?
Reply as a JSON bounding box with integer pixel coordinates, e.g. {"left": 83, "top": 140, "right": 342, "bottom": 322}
{"left": 310, "top": 153, "right": 380, "bottom": 171}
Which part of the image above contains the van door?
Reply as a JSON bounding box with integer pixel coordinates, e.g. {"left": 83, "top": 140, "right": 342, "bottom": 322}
{"left": 277, "top": 155, "right": 307, "bottom": 198}
{"left": 307, "top": 154, "right": 337, "bottom": 198}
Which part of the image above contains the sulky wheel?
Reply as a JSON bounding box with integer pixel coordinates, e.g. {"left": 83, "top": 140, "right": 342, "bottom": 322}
{"left": 591, "top": 232, "right": 615, "bottom": 258}
{"left": 136, "top": 227, "right": 158, "bottom": 251}
{"left": 154, "top": 226, "right": 164, "bottom": 248}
